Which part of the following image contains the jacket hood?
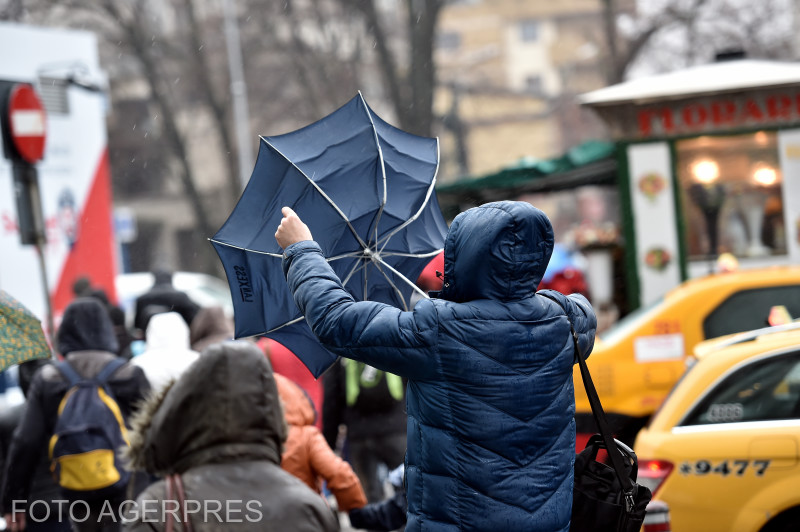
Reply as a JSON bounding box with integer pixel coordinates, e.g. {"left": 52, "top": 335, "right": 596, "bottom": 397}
{"left": 189, "top": 306, "right": 234, "bottom": 352}
{"left": 145, "top": 312, "right": 191, "bottom": 351}
{"left": 57, "top": 297, "right": 119, "bottom": 355}
{"left": 275, "top": 373, "right": 316, "bottom": 427}
{"left": 125, "top": 340, "right": 286, "bottom": 476}
{"left": 433, "top": 201, "right": 554, "bottom": 303}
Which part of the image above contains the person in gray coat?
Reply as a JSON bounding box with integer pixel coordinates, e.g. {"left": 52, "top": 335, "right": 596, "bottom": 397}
{"left": 123, "top": 340, "right": 339, "bottom": 532}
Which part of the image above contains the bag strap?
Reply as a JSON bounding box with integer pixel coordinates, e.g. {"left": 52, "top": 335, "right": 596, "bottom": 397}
{"left": 95, "top": 357, "right": 127, "bottom": 384}
{"left": 55, "top": 361, "right": 83, "bottom": 387}
{"left": 538, "top": 292, "right": 637, "bottom": 512}
{"left": 165, "top": 474, "right": 194, "bottom": 532}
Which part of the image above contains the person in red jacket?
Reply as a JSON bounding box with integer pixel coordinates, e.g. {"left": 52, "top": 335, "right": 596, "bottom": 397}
{"left": 275, "top": 373, "right": 367, "bottom": 513}
{"left": 259, "top": 337, "right": 324, "bottom": 430}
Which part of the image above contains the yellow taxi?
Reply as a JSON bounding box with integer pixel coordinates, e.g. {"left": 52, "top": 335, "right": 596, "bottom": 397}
{"left": 574, "top": 266, "right": 800, "bottom": 444}
{"left": 633, "top": 322, "right": 800, "bottom": 532}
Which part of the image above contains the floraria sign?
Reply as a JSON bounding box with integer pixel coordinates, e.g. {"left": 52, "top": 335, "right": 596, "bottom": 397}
{"left": 594, "top": 88, "right": 800, "bottom": 140}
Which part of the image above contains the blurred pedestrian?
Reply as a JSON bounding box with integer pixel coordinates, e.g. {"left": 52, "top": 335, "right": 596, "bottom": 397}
{"left": 1, "top": 298, "right": 150, "bottom": 532}
{"left": 322, "top": 359, "right": 406, "bottom": 503}
{"left": 133, "top": 270, "right": 199, "bottom": 334}
{"left": 189, "top": 306, "right": 233, "bottom": 353}
{"left": 275, "top": 372, "right": 366, "bottom": 513}
{"left": 258, "top": 338, "right": 324, "bottom": 430}
{"left": 74, "top": 276, "right": 136, "bottom": 359}
{"left": 123, "top": 341, "right": 339, "bottom": 531}
{"left": 0, "top": 359, "right": 70, "bottom": 532}
{"left": 275, "top": 201, "right": 597, "bottom": 532}
{"left": 131, "top": 312, "right": 199, "bottom": 391}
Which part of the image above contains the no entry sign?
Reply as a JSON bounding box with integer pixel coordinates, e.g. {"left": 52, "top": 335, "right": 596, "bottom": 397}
{"left": 7, "top": 83, "right": 46, "bottom": 163}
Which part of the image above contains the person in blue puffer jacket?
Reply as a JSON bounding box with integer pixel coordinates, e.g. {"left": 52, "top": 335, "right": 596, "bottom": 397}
{"left": 275, "top": 200, "right": 597, "bottom": 532}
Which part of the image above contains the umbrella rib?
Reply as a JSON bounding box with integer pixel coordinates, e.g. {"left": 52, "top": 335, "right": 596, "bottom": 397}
{"left": 266, "top": 316, "right": 306, "bottom": 334}
{"left": 369, "top": 259, "right": 410, "bottom": 311}
{"left": 373, "top": 257, "right": 429, "bottom": 301}
{"left": 341, "top": 259, "right": 367, "bottom": 286}
{"left": 208, "top": 238, "right": 283, "bottom": 258}
{"left": 380, "top": 249, "right": 443, "bottom": 259}
{"left": 259, "top": 136, "right": 369, "bottom": 250}
{"left": 357, "top": 91, "right": 388, "bottom": 251}
{"left": 377, "top": 137, "right": 441, "bottom": 254}
{"left": 326, "top": 251, "right": 363, "bottom": 262}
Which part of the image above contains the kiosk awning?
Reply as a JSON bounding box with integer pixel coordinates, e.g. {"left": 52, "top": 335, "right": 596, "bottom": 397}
{"left": 435, "top": 141, "right": 617, "bottom": 217}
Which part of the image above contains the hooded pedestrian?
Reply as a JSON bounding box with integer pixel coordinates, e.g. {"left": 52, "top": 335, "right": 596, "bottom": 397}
{"left": 131, "top": 312, "right": 199, "bottom": 392}
{"left": 123, "top": 341, "right": 339, "bottom": 532}
{"left": 1, "top": 298, "right": 150, "bottom": 532}
{"left": 188, "top": 306, "right": 233, "bottom": 354}
{"left": 275, "top": 200, "right": 597, "bottom": 532}
{"left": 133, "top": 271, "right": 199, "bottom": 334}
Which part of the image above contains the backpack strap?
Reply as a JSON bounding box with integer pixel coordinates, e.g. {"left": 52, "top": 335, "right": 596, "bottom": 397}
{"left": 95, "top": 357, "right": 127, "bottom": 384}
{"left": 55, "top": 361, "right": 83, "bottom": 387}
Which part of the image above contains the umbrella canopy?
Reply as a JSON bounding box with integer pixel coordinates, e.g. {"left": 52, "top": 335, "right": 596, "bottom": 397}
{"left": 210, "top": 93, "right": 448, "bottom": 377}
{"left": 0, "top": 289, "right": 52, "bottom": 372}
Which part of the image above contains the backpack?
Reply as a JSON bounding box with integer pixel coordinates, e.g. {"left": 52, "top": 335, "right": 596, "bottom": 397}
{"left": 49, "top": 358, "right": 131, "bottom": 500}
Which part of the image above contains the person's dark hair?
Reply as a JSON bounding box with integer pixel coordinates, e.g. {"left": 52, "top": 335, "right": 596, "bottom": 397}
{"left": 72, "top": 276, "right": 92, "bottom": 297}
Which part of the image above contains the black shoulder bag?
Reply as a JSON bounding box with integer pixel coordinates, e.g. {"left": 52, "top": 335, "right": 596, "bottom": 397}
{"left": 540, "top": 293, "right": 652, "bottom": 532}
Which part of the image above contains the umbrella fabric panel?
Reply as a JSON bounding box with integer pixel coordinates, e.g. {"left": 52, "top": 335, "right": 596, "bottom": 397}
{"left": 0, "top": 290, "right": 52, "bottom": 372}
{"left": 369, "top": 108, "right": 439, "bottom": 227}
{"left": 265, "top": 97, "right": 383, "bottom": 228}
{"left": 267, "top": 322, "right": 338, "bottom": 379}
{"left": 210, "top": 242, "right": 297, "bottom": 338}
{"left": 213, "top": 143, "right": 360, "bottom": 259}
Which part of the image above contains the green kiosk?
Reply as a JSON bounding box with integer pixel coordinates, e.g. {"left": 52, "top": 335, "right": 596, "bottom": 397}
{"left": 581, "top": 57, "right": 800, "bottom": 309}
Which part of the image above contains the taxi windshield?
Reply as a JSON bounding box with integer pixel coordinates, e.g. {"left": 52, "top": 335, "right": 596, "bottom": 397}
{"left": 599, "top": 297, "right": 665, "bottom": 344}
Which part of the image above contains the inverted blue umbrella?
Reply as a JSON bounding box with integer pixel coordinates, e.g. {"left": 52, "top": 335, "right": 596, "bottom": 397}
{"left": 210, "top": 93, "right": 448, "bottom": 377}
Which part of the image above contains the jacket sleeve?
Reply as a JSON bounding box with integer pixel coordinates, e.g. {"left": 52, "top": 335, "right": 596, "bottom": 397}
{"left": 283, "top": 241, "right": 438, "bottom": 380}
{"left": 305, "top": 427, "right": 367, "bottom": 511}
{"left": 348, "top": 489, "right": 407, "bottom": 531}
{"left": 538, "top": 289, "right": 597, "bottom": 361}
{"left": 565, "top": 293, "right": 597, "bottom": 360}
{"left": 0, "top": 373, "right": 48, "bottom": 513}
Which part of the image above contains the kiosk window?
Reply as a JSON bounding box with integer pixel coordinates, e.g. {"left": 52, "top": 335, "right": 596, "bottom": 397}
{"left": 676, "top": 132, "right": 786, "bottom": 262}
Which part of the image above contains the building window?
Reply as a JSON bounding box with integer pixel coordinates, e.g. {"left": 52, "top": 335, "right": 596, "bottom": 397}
{"left": 524, "top": 75, "right": 543, "bottom": 95}
{"left": 437, "top": 32, "right": 461, "bottom": 51}
{"left": 520, "top": 20, "right": 539, "bottom": 42}
{"left": 676, "top": 131, "right": 786, "bottom": 262}
{"left": 682, "top": 351, "right": 800, "bottom": 426}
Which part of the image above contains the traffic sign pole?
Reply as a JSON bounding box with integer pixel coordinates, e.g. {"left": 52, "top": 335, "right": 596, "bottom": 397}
{"left": 1, "top": 81, "right": 54, "bottom": 340}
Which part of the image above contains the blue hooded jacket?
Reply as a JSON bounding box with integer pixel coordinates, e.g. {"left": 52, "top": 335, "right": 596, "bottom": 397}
{"left": 283, "top": 201, "right": 596, "bottom": 531}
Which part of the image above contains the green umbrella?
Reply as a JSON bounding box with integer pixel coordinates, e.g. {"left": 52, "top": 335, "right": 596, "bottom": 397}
{"left": 0, "top": 289, "right": 52, "bottom": 372}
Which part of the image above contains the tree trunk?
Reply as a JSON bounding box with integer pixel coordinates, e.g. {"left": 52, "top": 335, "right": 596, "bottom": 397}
{"left": 406, "top": 0, "right": 443, "bottom": 137}
{"left": 103, "top": 0, "right": 217, "bottom": 272}
{"left": 181, "top": 0, "right": 242, "bottom": 209}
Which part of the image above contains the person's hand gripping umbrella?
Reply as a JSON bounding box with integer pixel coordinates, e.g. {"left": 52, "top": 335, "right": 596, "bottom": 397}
{"left": 275, "top": 207, "right": 312, "bottom": 250}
